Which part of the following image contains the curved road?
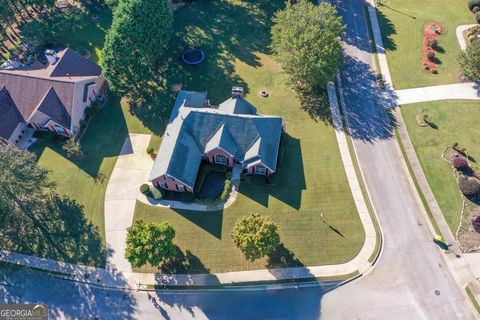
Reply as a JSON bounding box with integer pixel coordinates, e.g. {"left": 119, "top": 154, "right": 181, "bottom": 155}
{"left": 0, "top": 1, "right": 475, "bottom": 319}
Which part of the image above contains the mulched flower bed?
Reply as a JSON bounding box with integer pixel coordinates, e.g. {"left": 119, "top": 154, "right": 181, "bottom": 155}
{"left": 422, "top": 22, "right": 444, "bottom": 74}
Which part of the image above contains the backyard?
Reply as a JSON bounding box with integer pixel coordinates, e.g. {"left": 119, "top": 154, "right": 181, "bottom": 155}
{"left": 402, "top": 100, "right": 480, "bottom": 234}
{"left": 132, "top": 0, "right": 364, "bottom": 274}
{"left": 377, "top": 0, "right": 472, "bottom": 89}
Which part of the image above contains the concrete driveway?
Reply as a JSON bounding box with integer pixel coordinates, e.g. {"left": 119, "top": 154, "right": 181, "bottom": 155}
{"left": 105, "top": 134, "right": 153, "bottom": 273}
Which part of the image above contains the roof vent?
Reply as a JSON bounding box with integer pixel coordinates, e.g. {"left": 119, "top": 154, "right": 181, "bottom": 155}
{"left": 45, "top": 49, "right": 58, "bottom": 65}
{"left": 232, "top": 86, "right": 244, "bottom": 98}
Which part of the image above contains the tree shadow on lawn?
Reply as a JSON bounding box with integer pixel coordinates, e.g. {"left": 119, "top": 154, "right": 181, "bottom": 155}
{"left": 373, "top": 3, "right": 398, "bottom": 52}
{"left": 239, "top": 132, "right": 306, "bottom": 210}
{"left": 159, "top": 246, "right": 210, "bottom": 274}
{"left": 30, "top": 95, "right": 129, "bottom": 178}
{"left": 171, "top": 209, "right": 224, "bottom": 240}
{"left": 129, "top": 0, "right": 286, "bottom": 134}
{"left": 339, "top": 55, "right": 398, "bottom": 143}
{"left": 266, "top": 243, "right": 305, "bottom": 269}
{"left": 0, "top": 195, "right": 106, "bottom": 268}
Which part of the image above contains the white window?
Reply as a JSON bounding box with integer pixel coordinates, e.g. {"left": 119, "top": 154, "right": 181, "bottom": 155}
{"left": 254, "top": 166, "right": 267, "bottom": 175}
{"left": 177, "top": 184, "right": 185, "bottom": 191}
{"left": 214, "top": 155, "right": 228, "bottom": 165}
{"left": 160, "top": 183, "right": 168, "bottom": 189}
{"left": 35, "top": 123, "right": 49, "bottom": 131}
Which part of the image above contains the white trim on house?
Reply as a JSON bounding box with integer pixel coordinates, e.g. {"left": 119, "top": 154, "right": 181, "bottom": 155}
{"left": 214, "top": 154, "right": 228, "bottom": 165}
{"left": 254, "top": 166, "right": 267, "bottom": 175}
{"left": 176, "top": 184, "right": 186, "bottom": 192}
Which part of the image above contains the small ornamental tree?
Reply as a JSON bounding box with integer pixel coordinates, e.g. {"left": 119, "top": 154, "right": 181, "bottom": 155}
{"left": 452, "top": 157, "right": 468, "bottom": 169}
{"left": 231, "top": 213, "right": 281, "bottom": 261}
{"left": 271, "top": 1, "right": 344, "bottom": 90}
{"left": 458, "top": 40, "right": 480, "bottom": 82}
{"left": 125, "top": 220, "right": 176, "bottom": 268}
{"left": 63, "top": 138, "right": 83, "bottom": 159}
{"left": 473, "top": 216, "right": 480, "bottom": 233}
{"left": 458, "top": 177, "right": 480, "bottom": 196}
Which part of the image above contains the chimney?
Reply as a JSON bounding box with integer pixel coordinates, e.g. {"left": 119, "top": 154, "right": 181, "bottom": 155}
{"left": 231, "top": 86, "right": 244, "bottom": 98}
{"left": 45, "top": 49, "right": 58, "bottom": 65}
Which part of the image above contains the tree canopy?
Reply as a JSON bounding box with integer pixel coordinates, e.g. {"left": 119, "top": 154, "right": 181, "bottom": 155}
{"left": 125, "top": 220, "right": 176, "bottom": 268}
{"left": 102, "top": 0, "right": 173, "bottom": 102}
{"left": 231, "top": 213, "right": 281, "bottom": 262}
{"left": 271, "top": 1, "right": 345, "bottom": 90}
{"left": 0, "top": 145, "right": 104, "bottom": 265}
{"left": 459, "top": 40, "right": 480, "bottom": 82}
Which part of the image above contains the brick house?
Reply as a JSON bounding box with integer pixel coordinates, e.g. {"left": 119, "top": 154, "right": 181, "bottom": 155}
{"left": 149, "top": 88, "right": 284, "bottom": 193}
{"left": 0, "top": 48, "right": 105, "bottom": 146}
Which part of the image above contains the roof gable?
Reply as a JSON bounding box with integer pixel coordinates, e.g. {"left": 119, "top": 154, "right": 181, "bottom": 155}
{"left": 204, "top": 124, "right": 237, "bottom": 156}
{"left": 218, "top": 96, "right": 257, "bottom": 115}
{"left": 0, "top": 86, "right": 24, "bottom": 139}
{"left": 36, "top": 87, "right": 71, "bottom": 128}
{"left": 50, "top": 48, "right": 102, "bottom": 78}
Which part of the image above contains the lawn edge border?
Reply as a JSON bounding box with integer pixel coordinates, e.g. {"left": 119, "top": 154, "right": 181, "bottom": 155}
{"left": 465, "top": 282, "right": 480, "bottom": 318}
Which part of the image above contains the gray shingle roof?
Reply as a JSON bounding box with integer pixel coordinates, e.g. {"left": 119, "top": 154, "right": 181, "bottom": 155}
{"left": 204, "top": 124, "right": 237, "bottom": 156}
{"left": 0, "top": 86, "right": 24, "bottom": 140}
{"left": 218, "top": 96, "right": 257, "bottom": 114}
{"left": 37, "top": 87, "right": 71, "bottom": 128}
{"left": 49, "top": 48, "right": 102, "bottom": 77}
{"left": 149, "top": 90, "right": 283, "bottom": 188}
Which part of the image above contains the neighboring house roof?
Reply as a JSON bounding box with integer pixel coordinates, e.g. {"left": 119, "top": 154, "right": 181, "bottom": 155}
{"left": 0, "top": 86, "right": 24, "bottom": 140}
{"left": 218, "top": 96, "right": 257, "bottom": 115}
{"left": 36, "top": 87, "right": 71, "bottom": 128}
{"left": 149, "top": 90, "right": 283, "bottom": 188}
{"left": 0, "top": 48, "right": 101, "bottom": 132}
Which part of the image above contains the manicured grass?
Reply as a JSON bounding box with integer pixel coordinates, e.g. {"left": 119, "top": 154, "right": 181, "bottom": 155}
{"left": 377, "top": 0, "right": 472, "bottom": 89}
{"left": 401, "top": 100, "right": 480, "bottom": 233}
{"left": 132, "top": 0, "right": 364, "bottom": 274}
{"left": 466, "top": 284, "right": 480, "bottom": 317}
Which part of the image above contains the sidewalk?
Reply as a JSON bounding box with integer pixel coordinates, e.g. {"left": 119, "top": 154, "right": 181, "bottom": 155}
{"left": 137, "top": 165, "right": 242, "bottom": 211}
{"left": 396, "top": 83, "right": 480, "bottom": 105}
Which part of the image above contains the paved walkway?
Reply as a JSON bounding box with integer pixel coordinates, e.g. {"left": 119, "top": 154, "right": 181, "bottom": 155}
{"left": 137, "top": 165, "right": 242, "bottom": 211}
{"left": 396, "top": 83, "right": 480, "bottom": 105}
{"left": 104, "top": 133, "right": 153, "bottom": 273}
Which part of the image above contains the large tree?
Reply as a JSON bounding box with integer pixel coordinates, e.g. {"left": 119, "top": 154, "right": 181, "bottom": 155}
{"left": 0, "top": 145, "right": 105, "bottom": 265}
{"left": 125, "top": 220, "right": 176, "bottom": 268}
{"left": 102, "top": 0, "right": 173, "bottom": 102}
{"left": 231, "top": 213, "right": 281, "bottom": 262}
{"left": 459, "top": 40, "right": 480, "bottom": 82}
{"left": 271, "top": 1, "right": 344, "bottom": 90}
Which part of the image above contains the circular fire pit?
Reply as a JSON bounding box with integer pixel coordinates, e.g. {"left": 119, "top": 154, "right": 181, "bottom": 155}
{"left": 181, "top": 47, "right": 205, "bottom": 65}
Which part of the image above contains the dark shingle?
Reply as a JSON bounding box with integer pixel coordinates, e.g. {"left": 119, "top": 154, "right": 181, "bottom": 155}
{"left": 37, "top": 87, "right": 71, "bottom": 128}
{"left": 50, "top": 48, "right": 102, "bottom": 77}
{"left": 0, "top": 87, "right": 24, "bottom": 140}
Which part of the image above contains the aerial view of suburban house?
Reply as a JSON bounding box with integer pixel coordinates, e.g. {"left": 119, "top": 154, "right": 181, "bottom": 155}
{"left": 0, "top": 48, "right": 105, "bottom": 147}
{"left": 149, "top": 87, "right": 284, "bottom": 192}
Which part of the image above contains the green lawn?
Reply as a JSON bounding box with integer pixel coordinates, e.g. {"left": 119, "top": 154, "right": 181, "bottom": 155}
{"left": 401, "top": 100, "right": 480, "bottom": 233}
{"left": 377, "top": 0, "right": 472, "bottom": 89}
{"left": 132, "top": 0, "right": 364, "bottom": 274}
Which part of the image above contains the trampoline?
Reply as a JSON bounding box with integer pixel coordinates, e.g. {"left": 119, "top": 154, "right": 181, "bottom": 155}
{"left": 181, "top": 47, "right": 205, "bottom": 65}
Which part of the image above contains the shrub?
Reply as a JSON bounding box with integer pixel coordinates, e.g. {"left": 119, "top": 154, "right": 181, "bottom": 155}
{"left": 427, "top": 39, "right": 438, "bottom": 49}
{"left": 84, "top": 107, "right": 96, "bottom": 118}
{"left": 146, "top": 146, "right": 154, "bottom": 154}
{"left": 474, "top": 6, "right": 480, "bottom": 13}
{"left": 151, "top": 187, "right": 163, "bottom": 200}
{"left": 452, "top": 156, "right": 468, "bottom": 169}
{"left": 140, "top": 184, "right": 150, "bottom": 195}
{"left": 427, "top": 51, "right": 435, "bottom": 61}
{"left": 63, "top": 138, "right": 83, "bottom": 159}
{"left": 79, "top": 119, "right": 87, "bottom": 127}
{"left": 473, "top": 216, "right": 480, "bottom": 233}
{"left": 219, "top": 180, "right": 231, "bottom": 202}
{"left": 431, "top": 68, "right": 438, "bottom": 74}
{"left": 423, "top": 63, "right": 430, "bottom": 70}
{"left": 468, "top": 0, "right": 480, "bottom": 12}
{"left": 476, "top": 12, "right": 480, "bottom": 23}
{"left": 458, "top": 177, "right": 480, "bottom": 196}
{"left": 458, "top": 40, "right": 480, "bottom": 81}
{"left": 91, "top": 100, "right": 103, "bottom": 111}
{"left": 453, "top": 142, "right": 459, "bottom": 148}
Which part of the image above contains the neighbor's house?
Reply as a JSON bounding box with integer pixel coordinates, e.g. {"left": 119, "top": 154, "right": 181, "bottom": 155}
{"left": 149, "top": 87, "right": 284, "bottom": 193}
{"left": 0, "top": 48, "right": 105, "bottom": 146}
